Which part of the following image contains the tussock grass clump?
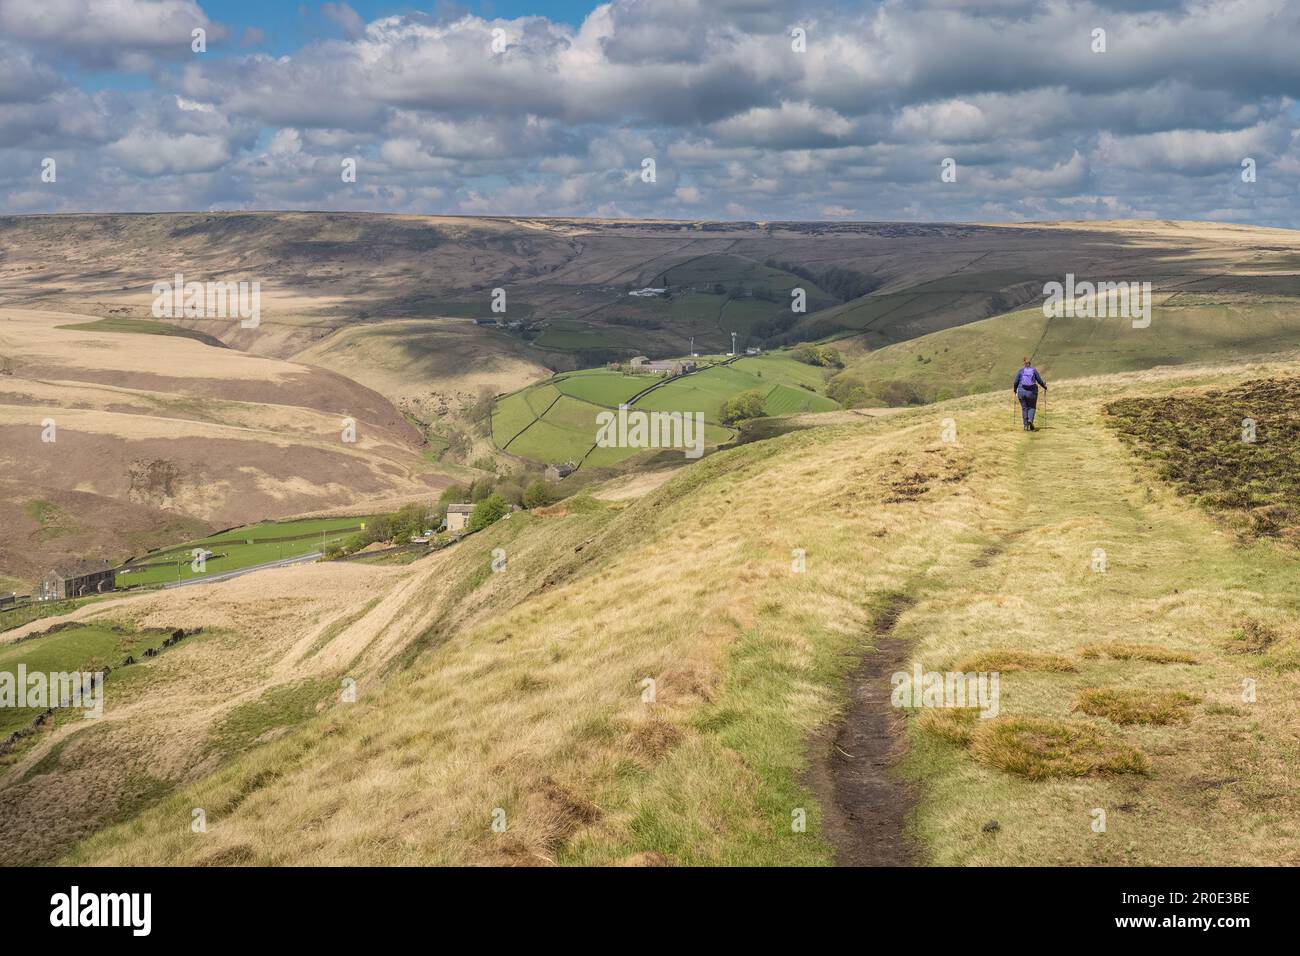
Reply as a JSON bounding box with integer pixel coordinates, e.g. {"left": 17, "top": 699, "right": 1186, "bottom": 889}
{"left": 512, "top": 673, "right": 548, "bottom": 693}
{"left": 1227, "top": 618, "right": 1279, "bottom": 654}
{"left": 916, "top": 707, "right": 981, "bottom": 746}
{"left": 971, "top": 717, "right": 1149, "bottom": 780}
{"left": 954, "top": 649, "right": 1077, "bottom": 673}
{"left": 493, "top": 776, "right": 604, "bottom": 864}
{"left": 1071, "top": 688, "right": 1200, "bottom": 725}
{"left": 1224, "top": 619, "right": 1300, "bottom": 672}
{"left": 625, "top": 718, "right": 684, "bottom": 763}
{"left": 1080, "top": 643, "right": 1198, "bottom": 664}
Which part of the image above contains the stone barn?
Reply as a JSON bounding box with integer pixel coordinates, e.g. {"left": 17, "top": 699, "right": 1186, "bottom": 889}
{"left": 39, "top": 561, "right": 116, "bottom": 601}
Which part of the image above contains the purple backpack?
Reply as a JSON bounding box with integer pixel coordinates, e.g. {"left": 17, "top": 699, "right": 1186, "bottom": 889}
{"left": 1018, "top": 367, "right": 1037, "bottom": 387}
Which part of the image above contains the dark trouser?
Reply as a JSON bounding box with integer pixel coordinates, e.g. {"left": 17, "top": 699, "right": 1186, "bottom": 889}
{"left": 1016, "top": 386, "right": 1037, "bottom": 426}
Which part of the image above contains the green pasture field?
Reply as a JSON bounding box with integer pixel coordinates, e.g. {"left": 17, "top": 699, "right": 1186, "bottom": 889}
{"left": 533, "top": 323, "right": 644, "bottom": 351}
{"left": 504, "top": 418, "right": 599, "bottom": 465}
{"left": 554, "top": 371, "right": 650, "bottom": 406}
{"left": 731, "top": 354, "right": 835, "bottom": 391}
{"left": 762, "top": 383, "right": 838, "bottom": 416}
{"left": 0, "top": 623, "right": 198, "bottom": 738}
{"left": 116, "top": 516, "right": 380, "bottom": 587}
{"left": 491, "top": 350, "right": 841, "bottom": 466}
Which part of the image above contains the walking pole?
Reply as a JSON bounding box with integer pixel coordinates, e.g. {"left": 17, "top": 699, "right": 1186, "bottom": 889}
{"left": 1039, "top": 389, "right": 1047, "bottom": 430}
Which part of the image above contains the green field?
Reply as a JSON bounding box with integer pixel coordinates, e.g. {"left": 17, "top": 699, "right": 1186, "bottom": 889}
{"left": 730, "top": 354, "right": 834, "bottom": 390}
{"left": 762, "top": 383, "right": 834, "bottom": 416}
{"left": 492, "top": 351, "right": 839, "bottom": 466}
{"left": 0, "top": 594, "right": 111, "bottom": 635}
{"left": 0, "top": 622, "right": 186, "bottom": 737}
{"left": 116, "top": 516, "right": 380, "bottom": 587}
{"left": 553, "top": 370, "right": 649, "bottom": 406}
{"left": 640, "top": 363, "right": 838, "bottom": 422}
{"left": 505, "top": 417, "right": 603, "bottom": 465}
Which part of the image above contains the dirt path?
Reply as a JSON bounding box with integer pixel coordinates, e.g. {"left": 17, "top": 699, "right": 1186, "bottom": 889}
{"left": 806, "top": 592, "right": 918, "bottom": 866}
{"left": 805, "top": 386, "right": 1217, "bottom": 867}
{"left": 806, "top": 417, "right": 1044, "bottom": 866}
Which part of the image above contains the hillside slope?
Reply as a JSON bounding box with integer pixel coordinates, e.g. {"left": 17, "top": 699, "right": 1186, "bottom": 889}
{"left": 831, "top": 293, "right": 1300, "bottom": 406}
{"left": 0, "top": 309, "right": 448, "bottom": 583}
{"left": 4, "top": 355, "right": 1294, "bottom": 866}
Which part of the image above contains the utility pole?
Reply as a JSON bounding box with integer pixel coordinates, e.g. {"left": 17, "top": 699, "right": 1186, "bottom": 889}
{"left": 730, "top": 331, "right": 737, "bottom": 356}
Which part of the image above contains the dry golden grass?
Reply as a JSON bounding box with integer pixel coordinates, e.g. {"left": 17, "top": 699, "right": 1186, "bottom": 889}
{"left": 590, "top": 467, "right": 684, "bottom": 501}
{"left": 970, "top": 717, "right": 1150, "bottom": 780}
{"left": 1071, "top": 688, "right": 1200, "bottom": 726}
{"left": 953, "top": 650, "right": 1078, "bottom": 673}
{"left": 0, "top": 560, "right": 416, "bottom": 864}
{"left": 1080, "top": 643, "right": 1199, "bottom": 664}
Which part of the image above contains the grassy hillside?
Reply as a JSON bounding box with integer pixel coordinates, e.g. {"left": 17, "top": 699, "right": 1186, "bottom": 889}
{"left": 491, "top": 351, "right": 838, "bottom": 467}
{"left": 7, "top": 214, "right": 1300, "bottom": 866}
{"left": 1, "top": 356, "right": 1292, "bottom": 866}
{"left": 829, "top": 293, "right": 1300, "bottom": 406}
{"left": 290, "top": 318, "right": 557, "bottom": 428}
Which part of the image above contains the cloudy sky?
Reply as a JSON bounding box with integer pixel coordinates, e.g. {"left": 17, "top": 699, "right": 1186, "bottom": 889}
{"left": 1, "top": 0, "right": 1297, "bottom": 224}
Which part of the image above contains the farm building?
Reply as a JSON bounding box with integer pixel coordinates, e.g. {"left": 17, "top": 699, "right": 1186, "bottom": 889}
{"left": 38, "top": 560, "right": 116, "bottom": 600}
{"left": 630, "top": 356, "right": 694, "bottom": 376}
{"left": 445, "top": 503, "right": 474, "bottom": 534}
{"left": 647, "top": 360, "right": 695, "bottom": 375}
{"left": 545, "top": 463, "right": 574, "bottom": 481}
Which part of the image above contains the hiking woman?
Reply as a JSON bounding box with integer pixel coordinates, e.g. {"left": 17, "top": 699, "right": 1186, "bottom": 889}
{"left": 1014, "top": 358, "right": 1047, "bottom": 431}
